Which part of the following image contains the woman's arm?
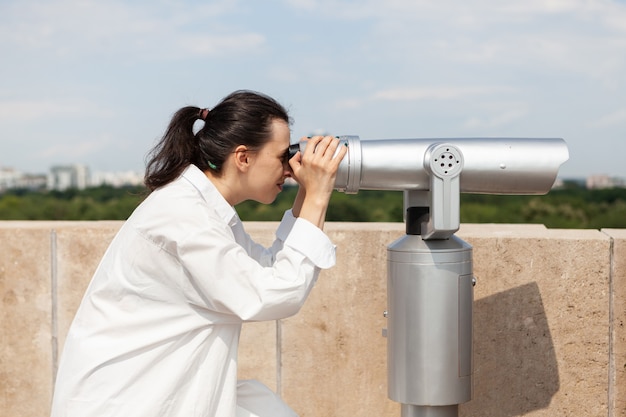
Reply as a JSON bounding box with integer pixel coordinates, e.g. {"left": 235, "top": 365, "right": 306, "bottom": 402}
{"left": 291, "top": 186, "right": 305, "bottom": 218}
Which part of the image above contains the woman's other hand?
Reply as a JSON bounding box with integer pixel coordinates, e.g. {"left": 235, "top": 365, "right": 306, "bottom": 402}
{"left": 289, "top": 135, "right": 348, "bottom": 229}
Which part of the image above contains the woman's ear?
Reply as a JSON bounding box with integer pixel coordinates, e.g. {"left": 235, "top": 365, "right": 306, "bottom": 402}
{"left": 233, "top": 145, "right": 250, "bottom": 172}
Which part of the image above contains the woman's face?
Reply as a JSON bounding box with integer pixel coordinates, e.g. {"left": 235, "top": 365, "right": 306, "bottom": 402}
{"left": 245, "top": 118, "right": 292, "bottom": 204}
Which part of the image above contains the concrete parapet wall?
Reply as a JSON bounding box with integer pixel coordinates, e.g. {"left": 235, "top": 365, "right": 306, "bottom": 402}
{"left": 0, "top": 221, "right": 624, "bottom": 417}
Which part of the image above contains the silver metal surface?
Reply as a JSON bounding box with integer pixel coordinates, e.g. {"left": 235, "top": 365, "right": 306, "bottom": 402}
{"left": 296, "top": 135, "right": 569, "bottom": 417}
{"left": 387, "top": 235, "right": 473, "bottom": 406}
{"left": 421, "top": 143, "right": 463, "bottom": 239}
{"left": 332, "top": 136, "right": 569, "bottom": 194}
{"left": 401, "top": 404, "right": 459, "bottom": 417}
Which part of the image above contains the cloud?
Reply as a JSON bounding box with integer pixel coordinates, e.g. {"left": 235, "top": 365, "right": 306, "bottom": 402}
{"left": 463, "top": 108, "right": 529, "bottom": 129}
{"left": 283, "top": 0, "right": 626, "bottom": 23}
{"left": 176, "top": 33, "right": 266, "bottom": 58}
{"left": 282, "top": 0, "right": 626, "bottom": 86}
{"left": 0, "top": 0, "right": 263, "bottom": 60}
{"left": 588, "top": 108, "right": 626, "bottom": 128}
{"left": 0, "top": 99, "right": 103, "bottom": 123}
{"left": 267, "top": 66, "right": 301, "bottom": 83}
{"left": 372, "top": 86, "right": 515, "bottom": 101}
{"left": 334, "top": 85, "right": 516, "bottom": 109}
{"left": 34, "top": 133, "right": 118, "bottom": 163}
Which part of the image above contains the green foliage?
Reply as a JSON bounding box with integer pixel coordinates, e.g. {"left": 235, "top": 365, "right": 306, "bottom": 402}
{"left": 0, "top": 185, "right": 146, "bottom": 220}
{"left": 1, "top": 183, "right": 625, "bottom": 229}
{"left": 458, "top": 185, "right": 626, "bottom": 228}
{"left": 236, "top": 188, "right": 405, "bottom": 223}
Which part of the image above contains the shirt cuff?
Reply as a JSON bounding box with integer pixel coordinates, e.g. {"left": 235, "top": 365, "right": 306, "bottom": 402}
{"left": 283, "top": 217, "right": 337, "bottom": 269}
{"left": 276, "top": 209, "right": 297, "bottom": 242}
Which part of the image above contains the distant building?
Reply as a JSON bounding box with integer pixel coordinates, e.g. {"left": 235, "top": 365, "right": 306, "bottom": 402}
{"left": 19, "top": 173, "right": 48, "bottom": 190}
{"left": 90, "top": 170, "right": 144, "bottom": 187}
{"left": 47, "top": 165, "right": 90, "bottom": 191}
{"left": 586, "top": 174, "right": 626, "bottom": 189}
{"left": 0, "top": 167, "right": 21, "bottom": 191}
{"left": 0, "top": 167, "right": 46, "bottom": 192}
{"left": 0, "top": 164, "right": 145, "bottom": 193}
{"left": 552, "top": 177, "right": 565, "bottom": 189}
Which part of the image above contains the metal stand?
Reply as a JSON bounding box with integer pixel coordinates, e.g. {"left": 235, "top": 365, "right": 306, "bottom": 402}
{"left": 385, "top": 144, "right": 473, "bottom": 417}
{"left": 401, "top": 404, "right": 459, "bottom": 417}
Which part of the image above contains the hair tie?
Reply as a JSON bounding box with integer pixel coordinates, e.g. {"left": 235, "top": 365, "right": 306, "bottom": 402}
{"left": 199, "top": 108, "right": 210, "bottom": 121}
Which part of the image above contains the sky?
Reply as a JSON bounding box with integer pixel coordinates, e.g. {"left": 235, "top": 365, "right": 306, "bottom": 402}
{"left": 1, "top": 0, "right": 625, "bottom": 180}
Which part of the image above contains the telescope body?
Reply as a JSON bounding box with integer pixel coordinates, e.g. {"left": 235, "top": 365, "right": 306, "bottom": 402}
{"left": 316, "top": 136, "right": 569, "bottom": 194}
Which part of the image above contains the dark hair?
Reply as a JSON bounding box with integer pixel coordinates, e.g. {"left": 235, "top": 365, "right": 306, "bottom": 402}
{"left": 144, "top": 90, "right": 291, "bottom": 191}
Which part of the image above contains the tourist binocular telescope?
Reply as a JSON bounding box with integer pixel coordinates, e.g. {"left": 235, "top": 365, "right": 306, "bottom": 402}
{"left": 289, "top": 136, "right": 568, "bottom": 195}
{"left": 290, "top": 135, "right": 569, "bottom": 417}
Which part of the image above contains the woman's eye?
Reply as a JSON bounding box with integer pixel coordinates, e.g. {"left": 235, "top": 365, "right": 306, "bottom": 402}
{"left": 281, "top": 150, "right": 290, "bottom": 164}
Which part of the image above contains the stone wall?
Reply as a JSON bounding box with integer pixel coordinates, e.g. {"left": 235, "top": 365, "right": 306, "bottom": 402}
{"left": 0, "top": 221, "right": 624, "bottom": 417}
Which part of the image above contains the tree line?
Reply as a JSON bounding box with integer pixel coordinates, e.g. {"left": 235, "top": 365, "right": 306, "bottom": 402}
{"left": 0, "top": 181, "right": 625, "bottom": 229}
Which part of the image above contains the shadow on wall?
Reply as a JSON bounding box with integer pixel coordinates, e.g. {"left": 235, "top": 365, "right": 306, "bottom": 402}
{"left": 461, "top": 282, "right": 559, "bottom": 417}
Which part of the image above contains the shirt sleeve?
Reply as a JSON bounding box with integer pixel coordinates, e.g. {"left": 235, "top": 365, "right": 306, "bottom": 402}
{"left": 235, "top": 210, "right": 295, "bottom": 267}
{"left": 236, "top": 210, "right": 336, "bottom": 269}
{"left": 175, "top": 210, "right": 335, "bottom": 322}
{"left": 283, "top": 216, "right": 336, "bottom": 269}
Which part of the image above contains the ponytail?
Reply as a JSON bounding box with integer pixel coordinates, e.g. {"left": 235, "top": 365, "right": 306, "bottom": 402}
{"left": 144, "top": 106, "right": 203, "bottom": 191}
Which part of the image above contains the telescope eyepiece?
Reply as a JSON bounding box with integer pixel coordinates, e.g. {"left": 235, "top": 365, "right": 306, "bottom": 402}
{"left": 288, "top": 143, "right": 300, "bottom": 160}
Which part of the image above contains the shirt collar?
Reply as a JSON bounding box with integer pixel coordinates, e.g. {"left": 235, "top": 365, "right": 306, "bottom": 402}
{"left": 181, "top": 164, "right": 239, "bottom": 226}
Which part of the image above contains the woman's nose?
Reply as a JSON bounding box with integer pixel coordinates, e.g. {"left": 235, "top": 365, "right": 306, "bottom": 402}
{"left": 283, "top": 161, "right": 293, "bottom": 177}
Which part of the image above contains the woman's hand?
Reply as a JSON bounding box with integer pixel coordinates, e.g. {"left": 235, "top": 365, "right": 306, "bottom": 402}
{"left": 289, "top": 135, "right": 348, "bottom": 229}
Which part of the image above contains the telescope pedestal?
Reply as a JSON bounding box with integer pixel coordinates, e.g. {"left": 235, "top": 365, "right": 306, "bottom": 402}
{"left": 387, "top": 234, "right": 473, "bottom": 417}
{"left": 401, "top": 404, "right": 458, "bottom": 417}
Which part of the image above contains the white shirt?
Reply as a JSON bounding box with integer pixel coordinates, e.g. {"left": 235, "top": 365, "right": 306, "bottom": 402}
{"left": 50, "top": 165, "right": 336, "bottom": 417}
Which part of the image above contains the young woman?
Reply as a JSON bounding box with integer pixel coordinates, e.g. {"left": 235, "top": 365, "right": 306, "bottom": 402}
{"left": 50, "top": 90, "right": 347, "bottom": 417}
